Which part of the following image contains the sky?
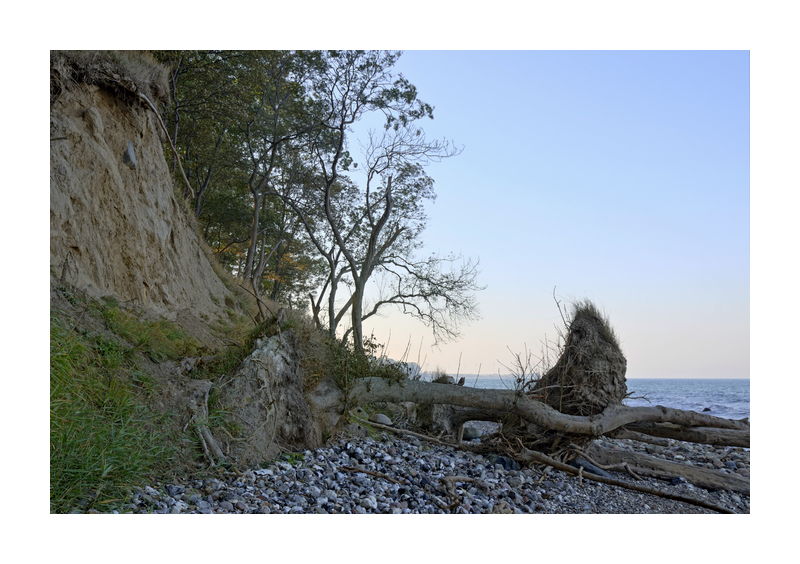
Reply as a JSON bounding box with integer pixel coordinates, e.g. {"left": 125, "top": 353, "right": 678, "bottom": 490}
{"left": 354, "top": 51, "right": 749, "bottom": 379}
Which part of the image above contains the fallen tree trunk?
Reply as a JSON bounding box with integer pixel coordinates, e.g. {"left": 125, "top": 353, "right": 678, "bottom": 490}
{"left": 348, "top": 378, "right": 749, "bottom": 446}
{"left": 624, "top": 422, "right": 750, "bottom": 448}
{"left": 583, "top": 442, "right": 749, "bottom": 494}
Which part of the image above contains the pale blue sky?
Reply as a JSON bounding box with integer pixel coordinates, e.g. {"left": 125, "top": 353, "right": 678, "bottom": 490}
{"left": 357, "top": 51, "right": 749, "bottom": 379}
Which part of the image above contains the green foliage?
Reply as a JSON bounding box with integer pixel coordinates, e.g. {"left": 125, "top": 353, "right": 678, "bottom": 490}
{"left": 50, "top": 319, "right": 174, "bottom": 513}
{"left": 192, "top": 314, "right": 280, "bottom": 380}
{"left": 282, "top": 452, "right": 305, "bottom": 466}
{"left": 328, "top": 334, "right": 409, "bottom": 393}
{"left": 98, "top": 301, "right": 201, "bottom": 361}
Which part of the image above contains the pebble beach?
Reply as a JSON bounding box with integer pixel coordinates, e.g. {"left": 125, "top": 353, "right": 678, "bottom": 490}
{"left": 122, "top": 429, "right": 750, "bottom": 514}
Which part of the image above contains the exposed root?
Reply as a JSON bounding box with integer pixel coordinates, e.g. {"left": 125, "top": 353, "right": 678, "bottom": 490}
{"left": 610, "top": 428, "right": 672, "bottom": 447}
{"left": 351, "top": 416, "right": 458, "bottom": 448}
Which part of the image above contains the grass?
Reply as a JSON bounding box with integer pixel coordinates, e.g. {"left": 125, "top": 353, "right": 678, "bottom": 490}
{"left": 50, "top": 318, "right": 174, "bottom": 513}
{"left": 570, "top": 300, "right": 620, "bottom": 349}
{"left": 97, "top": 299, "right": 202, "bottom": 362}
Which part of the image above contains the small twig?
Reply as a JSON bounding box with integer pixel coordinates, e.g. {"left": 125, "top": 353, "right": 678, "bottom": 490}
{"left": 441, "top": 475, "right": 487, "bottom": 511}
{"left": 351, "top": 416, "right": 457, "bottom": 448}
{"left": 340, "top": 465, "right": 407, "bottom": 485}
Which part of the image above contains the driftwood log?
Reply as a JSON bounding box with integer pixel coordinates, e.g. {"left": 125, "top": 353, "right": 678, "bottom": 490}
{"left": 348, "top": 378, "right": 748, "bottom": 444}
{"left": 583, "top": 442, "right": 749, "bottom": 493}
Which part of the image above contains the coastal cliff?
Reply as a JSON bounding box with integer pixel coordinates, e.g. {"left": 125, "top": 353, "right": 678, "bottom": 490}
{"left": 50, "top": 52, "right": 237, "bottom": 326}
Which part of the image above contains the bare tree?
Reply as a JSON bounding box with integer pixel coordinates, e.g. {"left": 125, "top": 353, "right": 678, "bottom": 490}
{"left": 261, "top": 51, "right": 479, "bottom": 350}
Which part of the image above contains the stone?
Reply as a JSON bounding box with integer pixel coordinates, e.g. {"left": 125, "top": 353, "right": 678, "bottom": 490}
{"left": 461, "top": 422, "right": 483, "bottom": 441}
{"left": 122, "top": 141, "right": 137, "bottom": 169}
{"left": 369, "top": 413, "right": 393, "bottom": 426}
{"left": 165, "top": 484, "right": 185, "bottom": 497}
{"left": 488, "top": 454, "right": 521, "bottom": 471}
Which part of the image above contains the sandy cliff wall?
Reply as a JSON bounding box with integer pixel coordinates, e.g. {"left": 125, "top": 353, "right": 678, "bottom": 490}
{"left": 50, "top": 55, "right": 234, "bottom": 321}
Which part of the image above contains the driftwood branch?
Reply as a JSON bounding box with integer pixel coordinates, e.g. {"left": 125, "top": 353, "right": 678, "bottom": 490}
{"left": 340, "top": 465, "right": 407, "bottom": 485}
{"left": 583, "top": 443, "right": 749, "bottom": 494}
{"left": 610, "top": 427, "right": 672, "bottom": 447}
{"left": 519, "top": 447, "right": 735, "bottom": 514}
{"left": 624, "top": 422, "right": 750, "bottom": 447}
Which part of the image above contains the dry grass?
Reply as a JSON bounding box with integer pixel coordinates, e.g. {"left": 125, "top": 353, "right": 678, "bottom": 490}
{"left": 569, "top": 300, "right": 620, "bottom": 349}
{"left": 51, "top": 50, "right": 170, "bottom": 104}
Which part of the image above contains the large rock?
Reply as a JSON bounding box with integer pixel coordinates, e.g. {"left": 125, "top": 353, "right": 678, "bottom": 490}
{"left": 215, "top": 331, "right": 325, "bottom": 466}
{"left": 369, "top": 413, "right": 393, "bottom": 426}
{"left": 415, "top": 403, "right": 457, "bottom": 435}
{"left": 462, "top": 420, "right": 501, "bottom": 440}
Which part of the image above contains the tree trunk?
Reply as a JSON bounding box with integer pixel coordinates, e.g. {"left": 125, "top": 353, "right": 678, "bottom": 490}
{"left": 350, "top": 283, "right": 365, "bottom": 353}
{"left": 328, "top": 276, "right": 339, "bottom": 339}
{"left": 242, "top": 191, "right": 262, "bottom": 280}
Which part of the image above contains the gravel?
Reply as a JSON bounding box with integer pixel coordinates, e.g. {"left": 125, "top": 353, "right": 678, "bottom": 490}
{"left": 124, "top": 432, "right": 749, "bottom": 514}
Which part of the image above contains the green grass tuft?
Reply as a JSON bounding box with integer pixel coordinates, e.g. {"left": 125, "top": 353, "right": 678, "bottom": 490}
{"left": 50, "top": 319, "right": 174, "bottom": 513}
{"left": 98, "top": 303, "right": 202, "bottom": 362}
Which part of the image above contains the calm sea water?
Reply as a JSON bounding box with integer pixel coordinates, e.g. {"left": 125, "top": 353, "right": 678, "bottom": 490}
{"left": 460, "top": 376, "right": 750, "bottom": 420}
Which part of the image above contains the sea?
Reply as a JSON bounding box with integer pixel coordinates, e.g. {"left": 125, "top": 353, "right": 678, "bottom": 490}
{"left": 459, "top": 376, "right": 750, "bottom": 420}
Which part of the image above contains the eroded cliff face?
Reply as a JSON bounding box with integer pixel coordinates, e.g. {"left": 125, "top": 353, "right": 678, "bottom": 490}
{"left": 50, "top": 73, "right": 233, "bottom": 322}
{"left": 49, "top": 54, "right": 335, "bottom": 470}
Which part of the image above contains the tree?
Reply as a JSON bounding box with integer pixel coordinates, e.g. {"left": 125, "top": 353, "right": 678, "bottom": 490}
{"left": 155, "top": 50, "right": 327, "bottom": 306}
{"left": 298, "top": 50, "right": 480, "bottom": 352}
